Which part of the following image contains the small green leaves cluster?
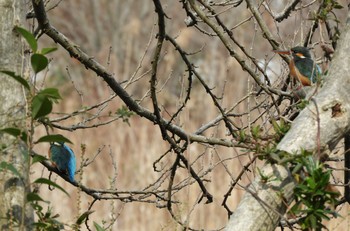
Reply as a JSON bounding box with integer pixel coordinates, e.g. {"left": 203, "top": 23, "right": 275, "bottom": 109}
{"left": 0, "top": 26, "right": 68, "bottom": 146}
{"left": 297, "top": 99, "right": 309, "bottom": 110}
{"left": 28, "top": 192, "right": 64, "bottom": 231}
{"left": 1, "top": 27, "right": 60, "bottom": 121}
{"left": 19, "top": 26, "right": 60, "bottom": 119}
{"left": 115, "top": 105, "right": 134, "bottom": 126}
{"left": 316, "top": 0, "right": 343, "bottom": 22}
{"left": 32, "top": 88, "right": 62, "bottom": 120}
{"left": 0, "top": 156, "right": 71, "bottom": 230}
{"left": 271, "top": 118, "right": 290, "bottom": 142}
{"left": 259, "top": 149, "right": 340, "bottom": 230}
{"left": 0, "top": 26, "right": 68, "bottom": 155}
{"left": 237, "top": 118, "right": 290, "bottom": 161}
{"left": 239, "top": 116, "right": 338, "bottom": 230}
{"left": 290, "top": 154, "right": 339, "bottom": 230}
{"left": 314, "top": 0, "right": 342, "bottom": 44}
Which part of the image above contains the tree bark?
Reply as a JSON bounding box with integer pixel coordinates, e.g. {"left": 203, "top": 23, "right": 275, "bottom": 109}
{"left": 225, "top": 10, "right": 350, "bottom": 231}
{"left": 225, "top": 165, "right": 295, "bottom": 230}
{"left": 0, "top": 0, "right": 33, "bottom": 230}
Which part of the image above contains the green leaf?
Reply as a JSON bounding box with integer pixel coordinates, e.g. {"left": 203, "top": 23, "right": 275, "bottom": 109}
{"left": 32, "top": 222, "right": 47, "bottom": 229}
{"left": 38, "top": 88, "right": 62, "bottom": 101}
{"left": 31, "top": 203, "right": 43, "bottom": 212}
{"left": 1, "top": 127, "right": 21, "bottom": 136}
{"left": 116, "top": 105, "right": 134, "bottom": 125}
{"left": 309, "top": 214, "right": 317, "bottom": 229}
{"left": 31, "top": 54, "right": 48, "bottom": 74}
{"left": 0, "top": 70, "right": 30, "bottom": 90}
{"left": 306, "top": 178, "right": 316, "bottom": 189}
{"left": 34, "top": 178, "right": 69, "bottom": 196}
{"left": 238, "top": 130, "right": 246, "bottom": 143}
{"left": 93, "top": 222, "right": 106, "bottom": 231}
{"left": 15, "top": 26, "right": 37, "bottom": 52}
{"left": 41, "top": 47, "right": 58, "bottom": 55}
{"left": 271, "top": 118, "right": 280, "bottom": 133}
{"left": 32, "top": 94, "right": 52, "bottom": 119}
{"left": 269, "top": 152, "right": 281, "bottom": 163}
{"left": 0, "top": 161, "right": 21, "bottom": 177}
{"left": 251, "top": 125, "right": 261, "bottom": 139}
{"left": 31, "top": 154, "right": 48, "bottom": 165}
{"left": 334, "top": 3, "right": 343, "bottom": 9}
{"left": 76, "top": 211, "right": 94, "bottom": 225}
{"left": 36, "top": 134, "right": 72, "bottom": 144}
{"left": 27, "top": 192, "right": 47, "bottom": 203}
{"left": 0, "top": 127, "right": 28, "bottom": 142}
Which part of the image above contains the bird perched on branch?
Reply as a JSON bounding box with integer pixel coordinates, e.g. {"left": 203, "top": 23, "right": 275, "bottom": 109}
{"left": 273, "top": 46, "right": 322, "bottom": 86}
{"left": 49, "top": 142, "right": 76, "bottom": 182}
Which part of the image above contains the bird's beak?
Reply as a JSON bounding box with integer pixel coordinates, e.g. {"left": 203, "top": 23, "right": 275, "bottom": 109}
{"left": 272, "top": 50, "right": 291, "bottom": 55}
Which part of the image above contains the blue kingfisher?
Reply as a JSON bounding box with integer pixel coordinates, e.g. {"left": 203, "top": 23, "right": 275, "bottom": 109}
{"left": 274, "top": 46, "right": 322, "bottom": 86}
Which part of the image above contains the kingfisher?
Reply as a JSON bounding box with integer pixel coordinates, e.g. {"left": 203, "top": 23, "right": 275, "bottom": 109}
{"left": 49, "top": 142, "right": 76, "bottom": 183}
{"left": 273, "top": 46, "right": 322, "bottom": 86}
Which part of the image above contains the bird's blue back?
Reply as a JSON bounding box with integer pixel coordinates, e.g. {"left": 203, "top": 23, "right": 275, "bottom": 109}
{"left": 49, "top": 142, "right": 76, "bottom": 182}
{"left": 294, "top": 58, "right": 322, "bottom": 84}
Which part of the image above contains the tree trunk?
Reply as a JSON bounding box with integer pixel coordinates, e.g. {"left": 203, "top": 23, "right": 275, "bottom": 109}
{"left": 0, "top": 0, "right": 33, "bottom": 230}
{"left": 225, "top": 10, "right": 350, "bottom": 231}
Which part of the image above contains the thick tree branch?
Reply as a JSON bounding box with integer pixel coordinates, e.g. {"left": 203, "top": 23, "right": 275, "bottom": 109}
{"left": 273, "top": 0, "right": 301, "bottom": 22}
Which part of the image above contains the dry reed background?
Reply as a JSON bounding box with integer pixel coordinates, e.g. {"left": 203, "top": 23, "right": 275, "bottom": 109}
{"left": 29, "top": 0, "right": 350, "bottom": 230}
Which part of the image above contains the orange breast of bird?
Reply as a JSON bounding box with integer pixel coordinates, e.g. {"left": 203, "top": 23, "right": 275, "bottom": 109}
{"left": 48, "top": 148, "right": 57, "bottom": 168}
{"left": 289, "top": 60, "right": 311, "bottom": 86}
